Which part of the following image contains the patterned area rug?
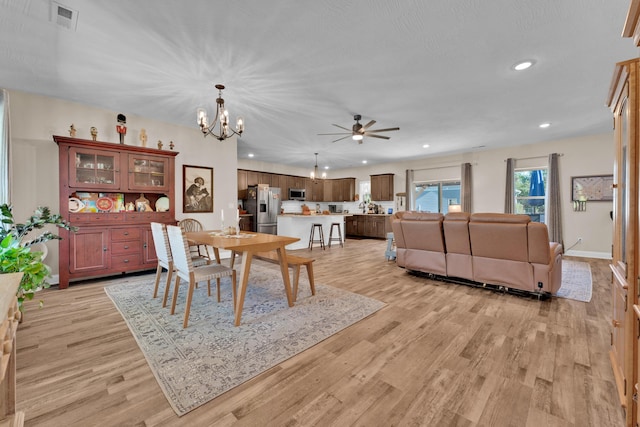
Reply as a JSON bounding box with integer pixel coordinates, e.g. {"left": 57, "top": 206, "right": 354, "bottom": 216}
{"left": 556, "top": 259, "right": 592, "bottom": 302}
{"left": 104, "top": 263, "right": 385, "bottom": 416}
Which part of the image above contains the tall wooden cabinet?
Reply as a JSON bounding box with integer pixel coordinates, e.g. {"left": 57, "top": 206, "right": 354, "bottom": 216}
{"left": 607, "top": 58, "right": 640, "bottom": 427}
{"left": 54, "top": 136, "right": 178, "bottom": 289}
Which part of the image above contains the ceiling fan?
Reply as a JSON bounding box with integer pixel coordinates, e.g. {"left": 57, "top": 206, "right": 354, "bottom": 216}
{"left": 318, "top": 114, "right": 400, "bottom": 144}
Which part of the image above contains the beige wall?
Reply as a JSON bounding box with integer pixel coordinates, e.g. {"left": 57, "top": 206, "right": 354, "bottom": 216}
{"left": 242, "top": 134, "right": 615, "bottom": 258}
{"left": 9, "top": 90, "right": 238, "bottom": 278}
{"left": 9, "top": 89, "right": 614, "bottom": 269}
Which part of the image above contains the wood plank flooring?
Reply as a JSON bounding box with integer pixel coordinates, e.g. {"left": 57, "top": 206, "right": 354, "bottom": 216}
{"left": 15, "top": 239, "right": 625, "bottom": 426}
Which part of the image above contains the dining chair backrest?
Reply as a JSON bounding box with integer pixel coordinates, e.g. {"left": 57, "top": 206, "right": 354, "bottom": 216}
{"left": 178, "top": 218, "right": 204, "bottom": 233}
{"left": 166, "top": 225, "right": 196, "bottom": 281}
{"left": 150, "top": 222, "right": 172, "bottom": 268}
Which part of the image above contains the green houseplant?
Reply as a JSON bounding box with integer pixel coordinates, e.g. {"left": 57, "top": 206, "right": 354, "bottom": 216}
{"left": 0, "top": 204, "right": 76, "bottom": 308}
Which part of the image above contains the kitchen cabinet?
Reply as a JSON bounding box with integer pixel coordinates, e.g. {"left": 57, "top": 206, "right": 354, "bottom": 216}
{"left": 323, "top": 180, "right": 333, "bottom": 202}
{"left": 239, "top": 215, "right": 253, "bottom": 231}
{"left": 345, "top": 215, "right": 392, "bottom": 239}
{"left": 271, "top": 174, "right": 288, "bottom": 191}
{"left": 247, "top": 171, "right": 259, "bottom": 186}
{"left": 306, "top": 178, "right": 327, "bottom": 202}
{"left": 55, "top": 136, "right": 177, "bottom": 289}
{"left": 237, "top": 170, "right": 248, "bottom": 199}
{"left": 371, "top": 173, "right": 394, "bottom": 201}
{"left": 237, "top": 170, "right": 353, "bottom": 202}
{"left": 342, "top": 178, "right": 355, "bottom": 201}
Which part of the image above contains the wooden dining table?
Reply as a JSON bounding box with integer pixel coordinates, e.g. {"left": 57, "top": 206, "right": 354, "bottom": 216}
{"left": 185, "top": 231, "right": 299, "bottom": 326}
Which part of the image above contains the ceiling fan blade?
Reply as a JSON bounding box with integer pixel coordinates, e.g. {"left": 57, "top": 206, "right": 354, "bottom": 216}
{"left": 332, "top": 135, "right": 352, "bottom": 143}
{"left": 367, "top": 134, "right": 391, "bottom": 140}
{"left": 366, "top": 127, "right": 400, "bottom": 133}
{"left": 362, "top": 120, "right": 376, "bottom": 130}
{"left": 332, "top": 124, "right": 352, "bottom": 132}
{"left": 318, "top": 132, "right": 351, "bottom": 136}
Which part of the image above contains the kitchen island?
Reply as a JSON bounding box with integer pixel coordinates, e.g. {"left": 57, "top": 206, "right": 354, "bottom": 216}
{"left": 278, "top": 214, "right": 351, "bottom": 250}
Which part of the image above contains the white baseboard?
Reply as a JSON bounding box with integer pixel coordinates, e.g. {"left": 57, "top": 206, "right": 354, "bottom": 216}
{"left": 564, "top": 249, "right": 611, "bottom": 259}
{"left": 49, "top": 274, "right": 60, "bottom": 285}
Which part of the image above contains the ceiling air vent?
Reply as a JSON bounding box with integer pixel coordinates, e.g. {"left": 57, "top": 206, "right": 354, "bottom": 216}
{"left": 50, "top": 1, "right": 78, "bottom": 31}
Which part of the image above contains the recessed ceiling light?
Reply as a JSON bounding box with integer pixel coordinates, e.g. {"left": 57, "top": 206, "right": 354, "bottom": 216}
{"left": 423, "top": 144, "right": 430, "bottom": 148}
{"left": 362, "top": 160, "right": 367, "bottom": 164}
{"left": 324, "top": 166, "right": 329, "bottom": 170}
{"left": 513, "top": 60, "right": 535, "bottom": 71}
{"left": 248, "top": 153, "right": 254, "bottom": 157}
{"left": 539, "top": 123, "right": 551, "bottom": 128}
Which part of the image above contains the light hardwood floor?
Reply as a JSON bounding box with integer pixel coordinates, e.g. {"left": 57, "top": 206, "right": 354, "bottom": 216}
{"left": 16, "top": 238, "right": 625, "bottom": 426}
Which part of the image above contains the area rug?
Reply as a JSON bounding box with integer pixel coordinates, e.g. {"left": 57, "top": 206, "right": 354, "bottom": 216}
{"left": 104, "top": 263, "right": 385, "bottom": 416}
{"left": 556, "top": 259, "right": 592, "bottom": 302}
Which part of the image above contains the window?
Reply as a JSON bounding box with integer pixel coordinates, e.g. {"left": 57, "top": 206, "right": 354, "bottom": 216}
{"left": 359, "top": 180, "right": 370, "bottom": 202}
{"left": 514, "top": 168, "right": 546, "bottom": 223}
{"left": 413, "top": 181, "right": 461, "bottom": 213}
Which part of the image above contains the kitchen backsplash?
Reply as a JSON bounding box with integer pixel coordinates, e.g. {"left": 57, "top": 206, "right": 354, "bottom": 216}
{"left": 280, "top": 200, "right": 397, "bottom": 214}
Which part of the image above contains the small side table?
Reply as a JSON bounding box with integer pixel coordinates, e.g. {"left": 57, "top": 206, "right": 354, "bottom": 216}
{"left": 385, "top": 232, "right": 396, "bottom": 261}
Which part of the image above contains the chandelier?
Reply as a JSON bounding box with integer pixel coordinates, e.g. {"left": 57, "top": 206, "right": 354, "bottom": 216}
{"left": 310, "top": 153, "right": 326, "bottom": 181}
{"left": 196, "top": 84, "right": 244, "bottom": 140}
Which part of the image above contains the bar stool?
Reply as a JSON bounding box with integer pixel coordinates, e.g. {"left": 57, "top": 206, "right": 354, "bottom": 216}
{"left": 308, "top": 223, "right": 325, "bottom": 250}
{"left": 328, "top": 222, "right": 343, "bottom": 247}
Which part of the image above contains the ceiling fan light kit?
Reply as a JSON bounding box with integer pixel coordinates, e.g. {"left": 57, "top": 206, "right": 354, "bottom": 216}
{"left": 318, "top": 114, "right": 399, "bottom": 144}
{"left": 197, "top": 84, "right": 244, "bottom": 141}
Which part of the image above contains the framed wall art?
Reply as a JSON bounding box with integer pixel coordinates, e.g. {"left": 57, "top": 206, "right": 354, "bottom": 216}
{"left": 571, "top": 174, "right": 613, "bottom": 202}
{"left": 183, "top": 165, "right": 213, "bottom": 213}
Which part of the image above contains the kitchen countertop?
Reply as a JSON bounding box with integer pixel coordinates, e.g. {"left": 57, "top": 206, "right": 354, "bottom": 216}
{"left": 279, "top": 213, "right": 392, "bottom": 217}
{"left": 279, "top": 213, "right": 352, "bottom": 217}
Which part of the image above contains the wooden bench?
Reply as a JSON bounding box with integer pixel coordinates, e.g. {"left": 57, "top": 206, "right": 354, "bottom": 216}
{"left": 252, "top": 251, "right": 316, "bottom": 302}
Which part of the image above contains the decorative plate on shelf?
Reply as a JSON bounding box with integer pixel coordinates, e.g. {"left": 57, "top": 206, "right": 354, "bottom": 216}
{"left": 96, "top": 196, "right": 114, "bottom": 212}
{"left": 156, "top": 196, "right": 170, "bottom": 212}
{"left": 69, "top": 197, "right": 84, "bottom": 213}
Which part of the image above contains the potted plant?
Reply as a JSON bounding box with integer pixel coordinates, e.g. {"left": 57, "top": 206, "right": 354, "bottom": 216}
{"left": 0, "top": 204, "right": 76, "bottom": 309}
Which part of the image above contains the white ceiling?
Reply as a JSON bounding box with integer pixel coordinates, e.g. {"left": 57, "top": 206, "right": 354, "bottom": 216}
{"left": 0, "top": 0, "right": 638, "bottom": 171}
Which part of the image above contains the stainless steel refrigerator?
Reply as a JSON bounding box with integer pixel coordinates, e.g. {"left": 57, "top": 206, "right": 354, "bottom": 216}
{"left": 245, "top": 184, "right": 281, "bottom": 234}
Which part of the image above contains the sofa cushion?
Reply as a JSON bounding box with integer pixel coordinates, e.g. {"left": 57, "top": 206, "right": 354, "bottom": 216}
{"left": 469, "top": 213, "right": 530, "bottom": 262}
{"left": 444, "top": 212, "right": 471, "bottom": 254}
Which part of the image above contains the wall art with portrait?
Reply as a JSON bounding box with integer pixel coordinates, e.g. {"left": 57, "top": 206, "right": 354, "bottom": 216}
{"left": 183, "top": 165, "right": 213, "bottom": 213}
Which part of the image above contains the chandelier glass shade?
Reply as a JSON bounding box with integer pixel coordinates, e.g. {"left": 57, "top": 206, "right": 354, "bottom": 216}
{"left": 197, "top": 84, "right": 244, "bottom": 141}
{"left": 310, "top": 153, "right": 326, "bottom": 181}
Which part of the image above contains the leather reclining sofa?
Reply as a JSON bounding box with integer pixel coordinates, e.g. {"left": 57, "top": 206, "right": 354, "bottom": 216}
{"left": 391, "top": 211, "right": 563, "bottom": 296}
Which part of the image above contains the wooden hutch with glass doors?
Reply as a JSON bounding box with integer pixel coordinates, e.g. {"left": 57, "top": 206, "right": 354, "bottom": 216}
{"left": 607, "top": 2, "right": 640, "bottom": 425}
{"left": 54, "top": 136, "right": 178, "bottom": 289}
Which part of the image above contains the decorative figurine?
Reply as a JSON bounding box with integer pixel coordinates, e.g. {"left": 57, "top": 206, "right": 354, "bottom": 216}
{"left": 69, "top": 124, "right": 76, "bottom": 137}
{"left": 139, "top": 128, "right": 147, "bottom": 147}
{"left": 169, "top": 140, "right": 174, "bottom": 150}
{"left": 116, "top": 113, "right": 127, "bottom": 144}
{"left": 157, "top": 140, "right": 163, "bottom": 150}
{"left": 90, "top": 126, "right": 98, "bottom": 141}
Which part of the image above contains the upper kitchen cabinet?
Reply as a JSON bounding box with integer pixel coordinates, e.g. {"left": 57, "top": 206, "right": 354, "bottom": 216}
{"left": 371, "top": 173, "right": 394, "bottom": 201}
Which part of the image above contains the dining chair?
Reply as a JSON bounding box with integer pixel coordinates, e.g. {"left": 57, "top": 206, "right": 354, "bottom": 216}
{"left": 150, "top": 222, "right": 210, "bottom": 308}
{"left": 166, "top": 225, "right": 237, "bottom": 328}
{"left": 178, "top": 218, "right": 210, "bottom": 260}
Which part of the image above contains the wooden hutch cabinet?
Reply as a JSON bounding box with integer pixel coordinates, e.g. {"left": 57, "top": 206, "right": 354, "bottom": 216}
{"left": 607, "top": 58, "right": 640, "bottom": 427}
{"left": 54, "top": 136, "right": 178, "bottom": 289}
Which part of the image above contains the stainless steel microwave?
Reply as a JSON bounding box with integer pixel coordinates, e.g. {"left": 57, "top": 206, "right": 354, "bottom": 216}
{"left": 288, "top": 188, "right": 305, "bottom": 201}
